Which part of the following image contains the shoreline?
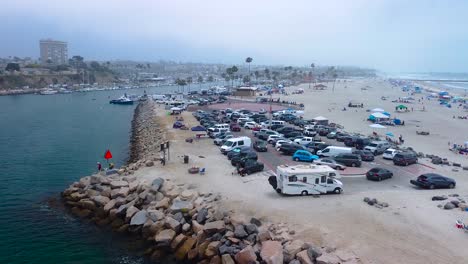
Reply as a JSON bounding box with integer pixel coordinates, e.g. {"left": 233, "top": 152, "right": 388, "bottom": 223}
{"left": 61, "top": 100, "right": 357, "bottom": 263}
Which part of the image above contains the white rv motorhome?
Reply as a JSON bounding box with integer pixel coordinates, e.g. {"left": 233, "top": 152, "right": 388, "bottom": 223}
{"left": 268, "top": 164, "right": 343, "bottom": 195}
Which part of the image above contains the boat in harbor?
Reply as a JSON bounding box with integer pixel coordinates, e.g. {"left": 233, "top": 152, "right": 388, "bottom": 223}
{"left": 109, "top": 94, "right": 134, "bottom": 105}
{"left": 40, "top": 89, "right": 58, "bottom": 95}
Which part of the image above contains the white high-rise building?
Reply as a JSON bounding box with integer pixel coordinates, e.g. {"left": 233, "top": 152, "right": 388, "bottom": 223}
{"left": 39, "top": 39, "right": 68, "bottom": 65}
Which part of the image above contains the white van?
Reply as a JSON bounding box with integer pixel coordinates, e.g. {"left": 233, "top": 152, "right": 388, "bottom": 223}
{"left": 269, "top": 164, "right": 343, "bottom": 195}
{"left": 220, "top": 137, "right": 252, "bottom": 154}
{"left": 214, "top": 123, "right": 230, "bottom": 130}
{"left": 316, "top": 146, "right": 352, "bottom": 157}
{"left": 294, "top": 137, "right": 314, "bottom": 146}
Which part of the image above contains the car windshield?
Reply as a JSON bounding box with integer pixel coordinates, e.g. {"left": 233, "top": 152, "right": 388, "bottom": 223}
{"left": 223, "top": 141, "right": 234, "bottom": 147}
{"left": 384, "top": 150, "right": 392, "bottom": 154}
{"left": 368, "top": 143, "right": 378, "bottom": 147}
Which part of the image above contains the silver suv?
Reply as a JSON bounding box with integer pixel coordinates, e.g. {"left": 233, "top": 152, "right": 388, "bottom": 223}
{"left": 364, "top": 141, "right": 392, "bottom": 155}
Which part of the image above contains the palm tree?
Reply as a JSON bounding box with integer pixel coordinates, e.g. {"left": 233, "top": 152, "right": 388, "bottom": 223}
{"left": 245, "top": 57, "right": 253, "bottom": 77}
{"left": 186, "top": 77, "right": 193, "bottom": 93}
{"left": 311, "top": 63, "right": 315, "bottom": 87}
{"left": 198, "top": 76, "right": 203, "bottom": 89}
{"left": 332, "top": 72, "right": 338, "bottom": 92}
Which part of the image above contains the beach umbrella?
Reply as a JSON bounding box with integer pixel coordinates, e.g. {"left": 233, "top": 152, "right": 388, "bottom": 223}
{"left": 369, "top": 124, "right": 386, "bottom": 129}
{"left": 386, "top": 132, "right": 394, "bottom": 137}
{"left": 382, "top": 112, "right": 391, "bottom": 116}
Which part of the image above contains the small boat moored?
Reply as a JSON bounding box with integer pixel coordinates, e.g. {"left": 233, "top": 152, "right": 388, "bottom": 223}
{"left": 109, "top": 94, "right": 134, "bottom": 105}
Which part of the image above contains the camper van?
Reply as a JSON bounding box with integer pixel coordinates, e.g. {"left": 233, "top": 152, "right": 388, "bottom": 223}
{"left": 220, "top": 137, "right": 252, "bottom": 154}
{"left": 316, "top": 146, "right": 352, "bottom": 157}
{"left": 261, "top": 120, "right": 285, "bottom": 128}
{"left": 268, "top": 164, "right": 343, "bottom": 195}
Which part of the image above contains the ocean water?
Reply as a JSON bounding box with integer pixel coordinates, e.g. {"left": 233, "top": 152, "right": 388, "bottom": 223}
{"left": 389, "top": 72, "right": 468, "bottom": 92}
{"left": 0, "top": 83, "right": 214, "bottom": 264}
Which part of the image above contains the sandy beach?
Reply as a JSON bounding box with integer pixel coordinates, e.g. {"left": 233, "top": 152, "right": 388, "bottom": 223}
{"left": 276, "top": 78, "right": 467, "bottom": 165}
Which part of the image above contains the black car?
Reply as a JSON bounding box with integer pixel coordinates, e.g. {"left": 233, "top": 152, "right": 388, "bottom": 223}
{"left": 279, "top": 143, "right": 305, "bottom": 155}
{"left": 393, "top": 152, "right": 418, "bottom": 166}
{"left": 366, "top": 167, "right": 393, "bottom": 181}
{"left": 231, "top": 151, "right": 258, "bottom": 166}
{"left": 253, "top": 140, "right": 268, "bottom": 152}
{"left": 334, "top": 153, "right": 362, "bottom": 167}
{"left": 343, "top": 136, "right": 358, "bottom": 147}
{"left": 270, "top": 124, "right": 284, "bottom": 131}
{"left": 238, "top": 160, "right": 264, "bottom": 176}
{"left": 352, "top": 150, "right": 375, "bottom": 161}
{"left": 283, "top": 131, "right": 303, "bottom": 138}
{"left": 355, "top": 137, "right": 371, "bottom": 150}
{"left": 306, "top": 142, "right": 329, "bottom": 154}
{"left": 410, "top": 173, "right": 456, "bottom": 189}
{"left": 336, "top": 133, "right": 350, "bottom": 142}
{"left": 227, "top": 146, "right": 251, "bottom": 159}
{"left": 277, "top": 126, "right": 296, "bottom": 134}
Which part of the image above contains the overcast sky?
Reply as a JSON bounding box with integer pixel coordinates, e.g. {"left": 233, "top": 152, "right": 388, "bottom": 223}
{"left": 1, "top": 0, "right": 467, "bottom": 72}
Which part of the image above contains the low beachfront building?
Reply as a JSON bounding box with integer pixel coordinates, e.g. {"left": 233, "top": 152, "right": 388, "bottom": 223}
{"left": 234, "top": 87, "right": 257, "bottom": 97}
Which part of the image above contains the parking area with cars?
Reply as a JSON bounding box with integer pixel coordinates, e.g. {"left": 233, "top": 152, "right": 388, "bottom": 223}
{"left": 190, "top": 101, "right": 456, "bottom": 195}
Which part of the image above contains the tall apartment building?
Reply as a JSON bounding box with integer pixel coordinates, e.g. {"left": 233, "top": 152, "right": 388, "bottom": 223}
{"left": 39, "top": 39, "right": 68, "bottom": 65}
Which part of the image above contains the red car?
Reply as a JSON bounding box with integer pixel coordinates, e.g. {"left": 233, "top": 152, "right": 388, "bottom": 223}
{"left": 252, "top": 126, "right": 261, "bottom": 131}
{"left": 230, "top": 124, "right": 241, "bottom": 132}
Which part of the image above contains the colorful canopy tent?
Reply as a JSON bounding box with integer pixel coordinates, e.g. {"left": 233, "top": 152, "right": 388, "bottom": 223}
{"left": 312, "top": 116, "right": 329, "bottom": 125}
{"left": 396, "top": 104, "right": 407, "bottom": 109}
{"left": 371, "top": 108, "right": 385, "bottom": 113}
{"left": 369, "top": 124, "right": 386, "bottom": 129}
{"left": 383, "top": 112, "right": 391, "bottom": 116}
{"left": 368, "top": 112, "right": 390, "bottom": 122}
{"left": 386, "top": 132, "right": 394, "bottom": 137}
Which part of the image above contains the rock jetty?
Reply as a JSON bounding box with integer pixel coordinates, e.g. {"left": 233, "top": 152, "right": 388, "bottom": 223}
{"left": 62, "top": 175, "right": 359, "bottom": 263}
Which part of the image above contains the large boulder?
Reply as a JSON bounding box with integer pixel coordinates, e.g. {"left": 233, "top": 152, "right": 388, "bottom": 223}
{"left": 257, "top": 230, "right": 272, "bottom": 243}
{"left": 221, "top": 254, "right": 235, "bottom": 264}
{"left": 296, "top": 250, "right": 313, "bottom": 264}
{"left": 130, "top": 210, "right": 148, "bottom": 226}
{"left": 316, "top": 253, "right": 341, "bottom": 264}
{"left": 180, "top": 190, "right": 197, "bottom": 200}
{"left": 78, "top": 199, "right": 96, "bottom": 211}
{"left": 197, "top": 208, "right": 209, "bottom": 224}
{"left": 126, "top": 206, "right": 139, "bottom": 221}
{"left": 235, "top": 245, "right": 257, "bottom": 264}
{"left": 170, "top": 200, "right": 193, "bottom": 213}
{"left": 284, "top": 240, "right": 305, "bottom": 261}
{"left": 103, "top": 199, "right": 117, "bottom": 212}
{"left": 204, "top": 241, "right": 221, "bottom": 258}
{"left": 155, "top": 229, "right": 176, "bottom": 245}
{"left": 165, "top": 217, "right": 181, "bottom": 232}
{"left": 175, "top": 237, "right": 197, "bottom": 260}
{"left": 260, "top": 240, "right": 283, "bottom": 264}
{"left": 146, "top": 160, "right": 154, "bottom": 167}
{"left": 155, "top": 197, "right": 170, "bottom": 209}
{"left": 151, "top": 178, "right": 164, "bottom": 192}
{"left": 444, "top": 202, "right": 456, "bottom": 210}
{"left": 110, "top": 180, "right": 129, "bottom": 189}
{"left": 148, "top": 210, "right": 165, "bottom": 222}
{"left": 92, "top": 195, "right": 110, "bottom": 207}
{"left": 192, "top": 220, "right": 204, "bottom": 233}
{"left": 171, "top": 233, "right": 187, "bottom": 250}
{"left": 234, "top": 225, "right": 248, "bottom": 238}
{"left": 250, "top": 217, "right": 262, "bottom": 227}
{"left": 307, "top": 246, "right": 322, "bottom": 260}
{"left": 245, "top": 224, "right": 258, "bottom": 234}
{"left": 204, "top": 221, "right": 226, "bottom": 234}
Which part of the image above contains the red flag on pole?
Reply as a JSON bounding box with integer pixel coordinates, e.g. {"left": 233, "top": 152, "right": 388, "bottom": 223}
{"left": 104, "top": 149, "right": 113, "bottom": 160}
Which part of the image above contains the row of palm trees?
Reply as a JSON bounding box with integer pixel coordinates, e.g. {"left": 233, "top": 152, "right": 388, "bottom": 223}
{"left": 174, "top": 75, "right": 215, "bottom": 93}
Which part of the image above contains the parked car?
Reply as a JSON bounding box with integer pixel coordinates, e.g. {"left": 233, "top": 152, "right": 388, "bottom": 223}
{"left": 292, "top": 150, "right": 319, "bottom": 162}
{"left": 314, "top": 158, "right": 345, "bottom": 170}
{"left": 275, "top": 139, "right": 292, "bottom": 150}
{"left": 344, "top": 136, "right": 358, "bottom": 147}
{"left": 253, "top": 140, "right": 268, "bottom": 152}
{"left": 382, "top": 148, "right": 399, "bottom": 160}
{"left": 366, "top": 168, "right": 393, "bottom": 181}
{"left": 410, "top": 173, "right": 456, "bottom": 189}
{"left": 231, "top": 151, "right": 258, "bottom": 166}
{"left": 270, "top": 124, "right": 284, "bottom": 131}
{"left": 279, "top": 143, "right": 305, "bottom": 155}
{"left": 214, "top": 134, "right": 233, "bottom": 145}
{"left": 355, "top": 137, "right": 371, "bottom": 150}
{"left": 244, "top": 121, "right": 258, "bottom": 129}
{"left": 267, "top": 135, "right": 282, "bottom": 144}
{"left": 336, "top": 133, "right": 350, "bottom": 142}
{"left": 230, "top": 124, "right": 241, "bottom": 132}
{"left": 305, "top": 142, "right": 329, "bottom": 154}
{"left": 352, "top": 150, "right": 375, "bottom": 161}
{"left": 326, "top": 131, "right": 337, "bottom": 139}
{"left": 364, "top": 141, "right": 392, "bottom": 155}
{"left": 238, "top": 160, "right": 264, "bottom": 176}
{"left": 277, "top": 126, "right": 296, "bottom": 134}
{"left": 334, "top": 153, "right": 362, "bottom": 167}
{"left": 226, "top": 146, "right": 251, "bottom": 159}
{"left": 393, "top": 152, "right": 418, "bottom": 166}
{"left": 284, "top": 131, "right": 303, "bottom": 138}
{"left": 258, "top": 130, "right": 281, "bottom": 141}
{"left": 294, "top": 137, "right": 315, "bottom": 146}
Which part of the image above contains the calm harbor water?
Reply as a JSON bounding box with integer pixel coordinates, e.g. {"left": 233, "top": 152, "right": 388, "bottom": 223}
{"left": 0, "top": 83, "right": 214, "bottom": 263}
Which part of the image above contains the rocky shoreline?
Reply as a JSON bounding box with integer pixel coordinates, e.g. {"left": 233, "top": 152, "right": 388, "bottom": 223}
{"left": 61, "top": 101, "right": 360, "bottom": 263}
